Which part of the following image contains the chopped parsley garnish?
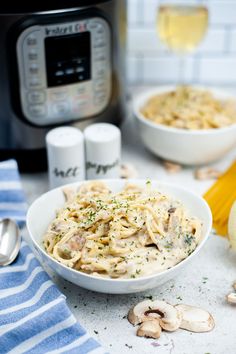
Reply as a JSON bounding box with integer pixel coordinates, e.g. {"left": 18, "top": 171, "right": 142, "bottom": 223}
{"left": 164, "top": 241, "right": 173, "bottom": 249}
{"left": 184, "top": 234, "right": 194, "bottom": 245}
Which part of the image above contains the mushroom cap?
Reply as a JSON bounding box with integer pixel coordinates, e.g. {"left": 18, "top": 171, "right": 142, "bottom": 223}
{"left": 137, "top": 319, "right": 162, "bottom": 339}
{"left": 128, "top": 299, "right": 182, "bottom": 331}
{"left": 152, "top": 300, "right": 182, "bottom": 332}
{"left": 128, "top": 300, "right": 155, "bottom": 325}
{"left": 175, "top": 304, "right": 215, "bottom": 332}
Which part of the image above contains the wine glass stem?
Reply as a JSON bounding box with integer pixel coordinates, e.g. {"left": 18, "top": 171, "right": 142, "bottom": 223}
{"left": 179, "top": 54, "right": 186, "bottom": 85}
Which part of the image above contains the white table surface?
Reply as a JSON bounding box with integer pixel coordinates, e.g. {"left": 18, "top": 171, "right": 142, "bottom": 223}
{"left": 21, "top": 87, "right": 236, "bottom": 354}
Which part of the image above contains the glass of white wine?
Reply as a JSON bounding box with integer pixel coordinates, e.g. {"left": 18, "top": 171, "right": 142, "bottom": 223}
{"left": 157, "top": 1, "right": 208, "bottom": 83}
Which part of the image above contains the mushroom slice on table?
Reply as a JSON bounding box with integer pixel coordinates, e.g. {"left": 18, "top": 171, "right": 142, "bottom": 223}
{"left": 226, "top": 293, "right": 236, "bottom": 304}
{"left": 137, "top": 319, "right": 162, "bottom": 339}
{"left": 128, "top": 299, "right": 182, "bottom": 332}
{"left": 175, "top": 304, "right": 215, "bottom": 332}
{"left": 120, "top": 163, "right": 138, "bottom": 179}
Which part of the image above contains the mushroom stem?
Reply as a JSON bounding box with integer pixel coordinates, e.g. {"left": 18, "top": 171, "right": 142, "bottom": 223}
{"left": 137, "top": 319, "right": 162, "bottom": 339}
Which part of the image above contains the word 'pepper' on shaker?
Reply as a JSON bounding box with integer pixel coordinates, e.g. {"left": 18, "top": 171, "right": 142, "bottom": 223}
{"left": 84, "top": 123, "right": 121, "bottom": 179}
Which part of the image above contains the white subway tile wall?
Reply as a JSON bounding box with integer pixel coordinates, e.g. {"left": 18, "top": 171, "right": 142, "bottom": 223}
{"left": 127, "top": 0, "right": 236, "bottom": 85}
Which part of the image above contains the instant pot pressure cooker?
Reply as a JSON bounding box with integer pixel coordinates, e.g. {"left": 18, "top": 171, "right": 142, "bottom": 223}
{"left": 0, "top": 0, "right": 127, "bottom": 171}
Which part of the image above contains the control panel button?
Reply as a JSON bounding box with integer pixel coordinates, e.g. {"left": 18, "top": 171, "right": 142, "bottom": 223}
{"left": 94, "top": 79, "right": 106, "bottom": 91}
{"left": 51, "top": 91, "right": 67, "bottom": 100}
{"left": 95, "top": 90, "right": 106, "bottom": 99}
{"left": 88, "top": 22, "right": 100, "bottom": 30}
{"left": 94, "top": 96, "right": 106, "bottom": 106}
{"left": 28, "top": 104, "right": 46, "bottom": 117}
{"left": 93, "top": 40, "right": 106, "bottom": 49}
{"left": 26, "top": 35, "right": 37, "bottom": 46}
{"left": 28, "top": 91, "right": 45, "bottom": 104}
{"left": 28, "top": 77, "right": 43, "bottom": 88}
{"left": 53, "top": 101, "right": 69, "bottom": 115}
{"left": 28, "top": 49, "right": 38, "bottom": 61}
{"left": 76, "top": 85, "right": 86, "bottom": 94}
{"left": 96, "top": 24, "right": 105, "bottom": 34}
{"left": 94, "top": 52, "right": 106, "bottom": 61}
{"left": 95, "top": 62, "right": 107, "bottom": 78}
{"left": 23, "top": 31, "right": 40, "bottom": 49}
{"left": 29, "top": 63, "right": 39, "bottom": 75}
{"left": 95, "top": 68, "right": 106, "bottom": 78}
{"left": 73, "top": 99, "right": 88, "bottom": 110}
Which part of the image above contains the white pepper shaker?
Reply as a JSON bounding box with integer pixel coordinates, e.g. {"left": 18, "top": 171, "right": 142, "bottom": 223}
{"left": 84, "top": 123, "right": 121, "bottom": 179}
{"left": 46, "top": 126, "right": 85, "bottom": 189}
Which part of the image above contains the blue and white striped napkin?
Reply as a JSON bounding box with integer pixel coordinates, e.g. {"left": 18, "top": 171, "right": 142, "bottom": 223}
{"left": 0, "top": 160, "right": 107, "bottom": 354}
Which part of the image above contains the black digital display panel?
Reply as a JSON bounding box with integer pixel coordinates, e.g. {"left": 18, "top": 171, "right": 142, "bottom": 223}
{"left": 45, "top": 32, "right": 91, "bottom": 87}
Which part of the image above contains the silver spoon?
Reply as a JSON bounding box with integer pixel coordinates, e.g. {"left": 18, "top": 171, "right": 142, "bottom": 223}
{"left": 0, "top": 219, "right": 21, "bottom": 266}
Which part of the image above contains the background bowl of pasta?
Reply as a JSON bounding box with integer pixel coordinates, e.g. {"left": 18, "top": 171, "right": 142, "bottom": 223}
{"left": 133, "top": 85, "right": 236, "bottom": 165}
{"left": 27, "top": 179, "right": 212, "bottom": 294}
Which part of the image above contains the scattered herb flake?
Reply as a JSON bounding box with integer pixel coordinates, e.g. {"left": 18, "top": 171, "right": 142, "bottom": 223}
{"left": 146, "top": 295, "right": 153, "bottom": 300}
{"left": 184, "top": 234, "right": 194, "bottom": 245}
{"left": 125, "top": 344, "right": 133, "bottom": 349}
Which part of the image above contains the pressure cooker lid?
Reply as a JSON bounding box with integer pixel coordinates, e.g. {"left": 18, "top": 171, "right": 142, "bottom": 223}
{"left": 0, "top": 0, "right": 110, "bottom": 14}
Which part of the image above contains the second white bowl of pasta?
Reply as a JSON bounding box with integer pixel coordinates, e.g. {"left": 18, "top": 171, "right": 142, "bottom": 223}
{"left": 27, "top": 179, "right": 212, "bottom": 294}
{"left": 133, "top": 85, "right": 236, "bottom": 165}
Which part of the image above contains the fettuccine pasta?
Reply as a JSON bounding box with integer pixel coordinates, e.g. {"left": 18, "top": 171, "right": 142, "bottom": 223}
{"left": 43, "top": 181, "right": 203, "bottom": 279}
{"left": 141, "top": 86, "right": 236, "bottom": 130}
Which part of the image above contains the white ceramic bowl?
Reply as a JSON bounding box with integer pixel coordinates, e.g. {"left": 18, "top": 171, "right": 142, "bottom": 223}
{"left": 27, "top": 179, "right": 212, "bottom": 294}
{"left": 133, "top": 85, "right": 236, "bottom": 165}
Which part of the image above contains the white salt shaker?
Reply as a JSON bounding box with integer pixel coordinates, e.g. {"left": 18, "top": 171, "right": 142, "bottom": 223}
{"left": 46, "top": 126, "right": 85, "bottom": 189}
{"left": 84, "top": 123, "right": 121, "bottom": 179}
